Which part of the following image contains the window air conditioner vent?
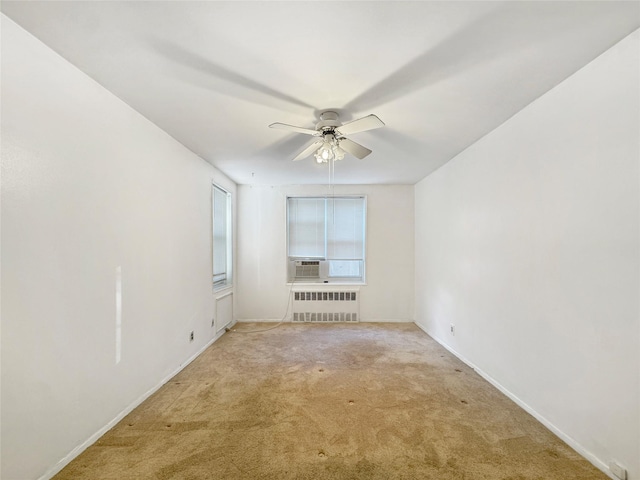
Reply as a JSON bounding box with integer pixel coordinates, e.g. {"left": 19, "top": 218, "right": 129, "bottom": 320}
{"left": 295, "top": 260, "right": 320, "bottom": 279}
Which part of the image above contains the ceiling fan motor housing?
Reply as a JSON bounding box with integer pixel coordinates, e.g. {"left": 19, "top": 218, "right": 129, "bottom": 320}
{"left": 316, "top": 111, "right": 341, "bottom": 131}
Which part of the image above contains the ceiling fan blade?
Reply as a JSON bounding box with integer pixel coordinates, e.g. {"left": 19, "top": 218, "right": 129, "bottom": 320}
{"left": 293, "top": 140, "right": 324, "bottom": 161}
{"left": 336, "top": 114, "right": 385, "bottom": 136}
{"left": 339, "top": 138, "right": 372, "bottom": 159}
{"left": 269, "top": 122, "right": 320, "bottom": 136}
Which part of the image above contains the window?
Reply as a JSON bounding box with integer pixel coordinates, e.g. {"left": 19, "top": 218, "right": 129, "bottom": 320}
{"left": 287, "top": 196, "right": 366, "bottom": 283}
{"left": 213, "top": 184, "right": 232, "bottom": 289}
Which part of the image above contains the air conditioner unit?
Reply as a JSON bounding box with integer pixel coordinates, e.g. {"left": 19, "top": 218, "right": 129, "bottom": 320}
{"left": 289, "top": 259, "right": 329, "bottom": 282}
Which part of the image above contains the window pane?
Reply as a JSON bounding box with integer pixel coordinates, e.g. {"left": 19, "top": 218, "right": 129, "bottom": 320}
{"left": 328, "top": 260, "right": 362, "bottom": 278}
{"left": 288, "top": 197, "right": 326, "bottom": 258}
{"left": 213, "top": 185, "right": 230, "bottom": 286}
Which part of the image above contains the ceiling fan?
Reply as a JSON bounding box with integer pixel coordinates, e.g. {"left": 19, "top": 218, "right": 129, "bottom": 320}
{"left": 269, "top": 111, "right": 385, "bottom": 163}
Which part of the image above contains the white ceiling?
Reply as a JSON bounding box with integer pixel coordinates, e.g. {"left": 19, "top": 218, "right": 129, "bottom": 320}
{"left": 2, "top": 1, "right": 638, "bottom": 185}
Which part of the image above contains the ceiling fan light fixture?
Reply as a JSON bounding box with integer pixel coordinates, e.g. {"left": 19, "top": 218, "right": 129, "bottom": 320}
{"left": 270, "top": 111, "right": 384, "bottom": 162}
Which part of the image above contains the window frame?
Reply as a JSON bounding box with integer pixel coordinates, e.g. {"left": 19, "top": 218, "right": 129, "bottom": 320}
{"left": 212, "top": 183, "right": 233, "bottom": 291}
{"left": 286, "top": 195, "right": 367, "bottom": 284}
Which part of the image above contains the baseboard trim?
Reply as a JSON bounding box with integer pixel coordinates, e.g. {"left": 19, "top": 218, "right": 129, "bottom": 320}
{"left": 38, "top": 328, "right": 228, "bottom": 480}
{"left": 237, "top": 318, "right": 290, "bottom": 323}
{"left": 236, "top": 318, "right": 413, "bottom": 323}
{"left": 413, "top": 321, "right": 615, "bottom": 480}
{"left": 359, "top": 318, "right": 413, "bottom": 323}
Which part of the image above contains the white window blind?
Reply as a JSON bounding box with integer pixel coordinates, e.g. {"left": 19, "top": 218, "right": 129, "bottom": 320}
{"left": 327, "top": 198, "right": 364, "bottom": 259}
{"left": 327, "top": 197, "right": 365, "bottom": 278}
{"left": 213, "top": 185, "right": 231, "bottom": 288}
{"left": 287, "top": 197, "right": 326, "bottom": 258}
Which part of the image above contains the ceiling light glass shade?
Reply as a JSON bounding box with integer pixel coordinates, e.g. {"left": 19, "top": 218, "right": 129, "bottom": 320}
{"left": 314, "top": 149, "right": 330, "bottom": 163}
{"left": 315, "top": 133, "right": 344, "bottom": 163}
{"left": 321, "top": 145, "right": 333, "bottom": 160}
{"left": 315, "top": 139, "right": 335, "bottom": 163}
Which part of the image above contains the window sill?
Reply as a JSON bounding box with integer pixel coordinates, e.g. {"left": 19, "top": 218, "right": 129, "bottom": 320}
{"left": 213, "top": 284, "right": 234, "bottom": 294}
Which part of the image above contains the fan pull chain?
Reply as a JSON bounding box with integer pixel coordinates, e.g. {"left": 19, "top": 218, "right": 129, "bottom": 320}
{"left": 330, "top": 158, "right": 336, "bottom": 224}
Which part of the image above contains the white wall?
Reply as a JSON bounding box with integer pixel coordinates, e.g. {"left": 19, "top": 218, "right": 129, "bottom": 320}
{"left": 1, "top": 16, "right": 236, "bottom": 480}
{"left": 415, "top": 30, "right": 639, "bottom": 480}
{"left": 237, "top": 184, "right": 414, "bottom": 322}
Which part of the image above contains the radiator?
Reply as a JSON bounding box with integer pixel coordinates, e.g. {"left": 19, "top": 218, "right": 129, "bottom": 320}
{"left": 215, "top": 292, "right": 233, "bottom": 333}
{"left": 291, "top": 289, "right": 359, "bottom": 322}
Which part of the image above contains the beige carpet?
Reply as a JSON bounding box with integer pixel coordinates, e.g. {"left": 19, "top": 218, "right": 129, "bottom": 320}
{"left": 54, "top": 323, "right": 607, "bottom": 479}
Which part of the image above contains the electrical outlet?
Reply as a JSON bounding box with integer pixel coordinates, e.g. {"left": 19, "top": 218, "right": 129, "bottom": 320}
{"left": 450, "top": 324, "right": 455, "bottom": 336}
{"left": 610, "top": 461, "right": 626, "bottom": 480}
{"left": 189, "top": 331, "right": 194, "bottom": 342}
